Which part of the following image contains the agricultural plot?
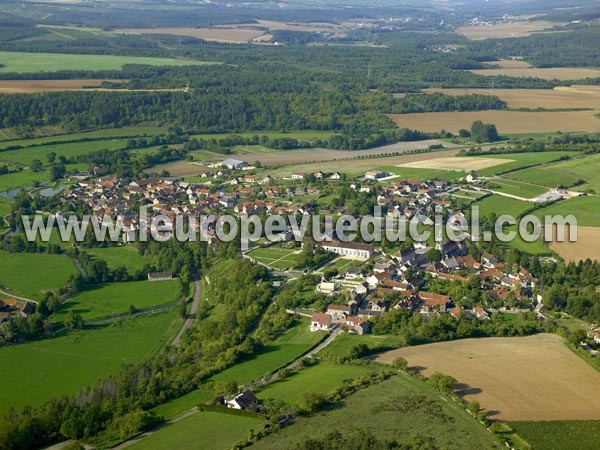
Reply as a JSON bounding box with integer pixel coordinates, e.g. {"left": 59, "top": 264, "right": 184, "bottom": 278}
{"left": 534, "top": 196, "right": 600, "bottom": 227}
{"left": 129, "top": 411, "right": 265, "bottom": 450}
{"left": 54, "top": 279, "right": 182, "bottom": 322}
{"left": 468, "top": 67, "right": 600, "bottom": 81}
{"left": 508, "top": 420, "right": 600, "bottom": 450}
{"left": 247, "top": 247, "right": 300, "bottom": 270}
{"left": 0, "top": 311, "right": 180, "bottom": 417}
{"left": 547, "top": 226, "right": 600, "bottom": 262}
{"left": 0, "top": 79, "right": 126, "bottom": 94}
{"left": 253, "top": 374, "right": 499, "bottom": 450}
{"left": 396, "top": 156, "right": 509, "bottom": 172}
{"left": 151, "top": 389, "right": 214, "bottom": 419}
{"left": 504, "top": 166, "right": 580, "bottom": 188}
{"left": 85, "top": 246, "right": 148, "bottom": 273}
{"left": 457, "top": 21, "right": 560, "bottom": 40}
{"left": 372, "top": 334, "right": 600, "bottom": 421}
{"left": 530, "top": 152, "right": 600, "bottom": 193}
{"left": 0, "top": 250, "right": 77, "bottom": 299}
{"left": 0, "top": 51, "right": 210, "bottom": 73}
{"left": 388, "top": 110, "right": 600, "bottom": 134}
{"left": 209, "top": 321, "right": 323, "bottom": 386}
{"left": 474, "top": 152, "right": 577, "bottom": 176}
{"left": 0, "top": 170, "right": 49, "bottom": 192}
{"left": 379, "top": 165, "right": 467, "bottom": 181}
{"left": 118, "top": 27, "right": 267, "bottom": 44}
{"left": 485, "top": 178, "right": 548, "bottom": 199}
{"left": 320, "top": 333, "right": 405, "bottom": 360}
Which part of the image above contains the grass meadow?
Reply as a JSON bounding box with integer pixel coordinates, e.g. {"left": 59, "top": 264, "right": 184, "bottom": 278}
{"left": 486, "top": 178, "right": 548, "bottom": 199}
{"left": 85, "top": 246, "right": 148, "bottom": 273}
{"left": 54, "top": 279, "right": 182, "bottom": 322}
{"left": 0, "top": 311, "right": 181, "bottom": 416}
{"left": 0, "top": 170, "right": 49, "bottom": 192}
{"left": 475, "top": 152, "right": 579, "bottom": 176}
{"left": 247, "top": 247, "right": 300, "bottom": 270}
{"left": 508, "top": 420, "right": 600, "bottom": 450}
{"left": 0, "top": 250, "right": 77, "bottom": 299}
{"left": 534, "top": 196, "right": 600, "bottom": 227}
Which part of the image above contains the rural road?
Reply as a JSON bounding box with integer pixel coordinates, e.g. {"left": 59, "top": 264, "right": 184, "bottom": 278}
{"left": 171, "top": 280, "right": 201, "bottom": 347}
{"left": 0, "top": 288, "right": 38, "bottom": 305}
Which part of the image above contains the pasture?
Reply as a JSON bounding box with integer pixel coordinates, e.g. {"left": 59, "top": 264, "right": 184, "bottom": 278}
{"left": 474, "top": 152, "right": 577, "bottom": 176}
{"left": 423, "top": 87, "right": 600, "bottom": 110}
{"left": 54, "top": 279, "right": 181, "bottom": 322}
{"left": 504, "top": 166, "right": 580, "bottom": 188}
{"left": 0, "top": 170, "right": 48, "bottom": 192}
{"left": 535, "top": 196, "right": 600, "bottom": 227}
{"left": 485, "top": 178, "right": 548, "bottom": 199}
{"left": 532, "top": 152, "right": 600, "bottom": 193}
{"left": 371, "top": 334, "right": 600, "bottom": 421}
{"left": 508, "top": 420, "right": 600, "bottom": 450}
{"left": 129, "top": 411, "right": 264, "bottom": 450}
{"left": 457, "top": 20, "right": 559, "bottom": 40}
{"left": 0, "top": 250, "right": 77, "bottom": 299}
{"left": 468, "top": 67, "right": 600, "bottom": 81}
{"left": 209, "top": 321, "right": 323, "bottom": 386}
{"left": 151, "top": 389, "right": 214, "bottom": 419}
{"left": 0, "top": 311, "right": 181, "bottom": 416}
{"left": 252, "top": 374, "right": 499, "bottom": 449}
{"left": 85, "top": 246, "right": 148, "bottom": 273}
{"left": 388, "top": 110, "right": 600, "bottom": 134}
{"left": 0, "top": 51, "right": 209, "bottom": 73}
{"left": 247, "top": 247, "right": 300, "bottom": 270}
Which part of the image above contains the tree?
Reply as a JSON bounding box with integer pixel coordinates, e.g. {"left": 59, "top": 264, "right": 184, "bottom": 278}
{"left": 30, "top": 159, "right": 43, "bottom": 172}
{"left": 64, "top": 311, "right": 84, "bottom": 330}
{"left": 392, "top": 357, "right": 408, "bottom": 370}
{"left": 471, "top": 120, "right": 499, "bottom": 143}
{"left": 50, "top": 164, "right": 66, "bottom": 181}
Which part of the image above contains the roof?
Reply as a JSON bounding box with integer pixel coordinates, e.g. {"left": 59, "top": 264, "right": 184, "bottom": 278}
{"left": 327, "top": 304, "right": 351, "bottom": 312}
{"left": 232, "top": 390, "right": 259, "bottom": 410}
{"left": 311, "top": 312, "right": 331, "bottom": 326}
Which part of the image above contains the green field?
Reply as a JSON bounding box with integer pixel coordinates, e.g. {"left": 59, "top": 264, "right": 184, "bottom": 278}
{"left": 191, "top": 130, "right": 338, "bottom": 141}
{"left": 486, "top": 178, "right": 548, "bottom": 199}
{"left": 509, "top": 420, "right": 600, "bottom": 450}
{"left": 523, "top": 153, "right": 600, "bottom": 193}
{"left": 0, "top": 250, "right": 77, "bottom": 299}
{"left": 0, "top": 311, "right": 180, "bottom": 416}
{"left": 320, "top": 333, "right": 405, "bottom": 359}
{"left": 85, "top": 246, "right": 147, "bottom": 273}
{"left": 209, "top": 321, "right": 323, "bottom": 386}
{"left": 247, "top": 247, "right": 300, "bottom": 270}
{"left": 379, "top": 165, "right": 467, "bottom": 181}
{"left": 256, "top": 363, "right": 373, "bottom": 405}
{"left": 534, "top": 196, "right": 600, "bottom": 227}
{"left": 504, "top": 166, "right": 580, "bottom": 189}
{"left": 0, "top": 51, "right": 212, "bottom": 73}
{"left": 0, "top": 170, "right": 49, "bottom": 192}
{"left": 129, "top": 411, "right": 264, "bottom": 450}
{"left": 0, "top": 197, "right": 10, "bottom": 230}
{"left": 54, "top": 279, "right": 181, "bottom": 322}
{"left": 475, "top": 152, "right": 578, "bottom": 177}
{"left": 151, "top": 389, "right": 215, "bottom": 419}
{"left": 252, "top": 374, "right": 499, "bottom": 449}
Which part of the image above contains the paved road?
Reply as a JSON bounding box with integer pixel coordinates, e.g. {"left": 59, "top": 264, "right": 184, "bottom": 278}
{"left": 171, "top": 280, "right": 201, "bottom": 347}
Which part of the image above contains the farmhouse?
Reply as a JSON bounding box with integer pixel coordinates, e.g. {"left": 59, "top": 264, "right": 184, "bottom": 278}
{"left": 147, "top": 271, "right": 173, "bottom": 281}
{"left": 310, "top": 312, "right": 332, "bottom": 331}
{"left": 227, "top": 390, "right": 259, "bottom": 411}
{"left": 291, "top": 172, "right": 305, "bottom": 180}
{"left": 365, "top": 171, "right": 389, "bottom": 180}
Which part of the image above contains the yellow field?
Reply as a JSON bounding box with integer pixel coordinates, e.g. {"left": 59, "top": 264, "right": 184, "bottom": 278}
{"left": 548, "top": 226, "right": 600, "bottom": 262}
{"left": 0, "top": 79, "right": 125, "bottom": 93}
{"left": 117, "top": 27, "right": 266, "bottom": 43}
{"left": 484, "top": 59, "right": 533, "bottom": 69}
{"left": 396, "top": 156, "right": 513, "bottom": 171}
{"left": 388, "top": 110, "right": 600, "bottom": 134}
{"left": 469, "top": 67, "right": 600, "bottom": 81}
{"left": 372, "top": 334, "right": 600, "bottom": 421}
{"left": 458, "top": 20, "right": 561, "bottom": 40}
{"left": 423, "top": 86, "right": 600, "bottom": 109}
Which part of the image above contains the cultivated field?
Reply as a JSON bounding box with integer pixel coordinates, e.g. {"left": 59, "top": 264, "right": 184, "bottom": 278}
{"left": 486, "top": 178, "right": 548, "bottom": 199}
{"left": 0, "top": 79, "right": 128, "bottom": 94}
{"left": 469, "top": 66, "right": 600, "bottom": 81}
{"left": 396, "top": 156, "right": 512, "bottom": 171}
{"left": 509, "top": 420, "right": 600, "bottom": 450}
{"left": 372, "top": 334, "right": 600, "bottom": 421}
{"left": 423, "top": 86, "right": 600, "bottom": 109}
{"left": 0, "top": 51, "right": 208, "bottom": 73}
{"left": 547, "top": 226, "right": 600, "bottom": 262}
{"left": 388, "top": 110, "right": 600, "bottom": 133}
{"left": 530, "top": 152, "right": 600, "bottom": 193}
{"left": 0, "top": 311, "right": 181, "bottom": 416}
{"left": 535, "top": 196, "right": 600, "bottom": 227}
{"left": 457, "top": 20, "right": 559, "bottom": 40}
{"left": 117, "top": 27, "right": 266, "bottom": 43}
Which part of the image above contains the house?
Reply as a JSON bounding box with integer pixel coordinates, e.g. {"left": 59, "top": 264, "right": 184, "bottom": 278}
{"left": 228, "top": 390, "right": 259, "bottom": 411}
{"left": 346, "top": 316, "right": 370, "bottom": 335}
{"left": 327, "top": 304, "right": 352, "bottom": 320}
{"left": 329, "top": 172, "right": 341, "bottom": 180}
{"left": 291, "top": 172, "right": 305, "bottom": 180}
{"left": 317, "top": 281, "right": 337, "bottom": 295}
{"left": 419, "top": 292, "right": 449, "bottom": 312}
{"left": 593, "top": 331, "right": 600, "bottom": 344}
{"left": 148, "top": 271, "right": 173, "bottom": 281}
{"left": 473, "top": 305, "right": 490, "bottom": 320}
{"left": 305, "top": 239, "right": 374, "bottom": 261}
{"left": 345, "top": 266, "right": 363, "bottom": 279}
{"left": 466, "top": 172, "right": 479, "bottom": 183}
{"left": 365, "top": 171, "right": 389, "bottom": 180}
{"left": 450, "top": 306, "right": 465, "bottom": 319}
{"left": 221, "top": 158, "right": 249, "bottom": 170}
{"left": 310, "top": 312, "right": 332, "bottom": 331}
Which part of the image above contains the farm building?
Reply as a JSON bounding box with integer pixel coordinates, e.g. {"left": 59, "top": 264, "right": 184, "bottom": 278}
{"left": 147, "top": 271, "right": 173, "bottom": 281}
{"left": 228, "top": 390, "right": 260, "bottom": 411}
{"left": 220, "top": 158, "right": 249, "bottom": 170}
{"left": 310, "top": 312, "right": 332, "bottom": 331}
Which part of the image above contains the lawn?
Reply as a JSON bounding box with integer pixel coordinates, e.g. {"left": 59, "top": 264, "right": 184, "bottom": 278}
{"left": 476, "top": 152, "right": 578, "bottom": 177}
{"left": 0, "top": 170, "right": 49, "bottom": 192}
{"left": 256, "top": 363, "right": 373, "bottom": 405}
{"left": 0, "top": 250, "right": 77, "bottom": 299}
{"left": 0, "top": 311, "right": 181, "bottom": 416}
{"left": 129, "top": 411, "right": 264, "bottom": 450}
{"left": 509, "top": 420, "right": 600, "bottom": 450}
{"left": 320, "top": 333, "right": 405, "bottom": 359}
{"left": 85, "top": 246, "right": 148, "bottom": 273}
{"left": 209, "top": 321, "right": 323, "bottom": 386}
{"left": 54, "top": 279, "right": 182, "bottom": 322}
{"left": 252, "top": 374, "right": 500, "bottom": 449}
{"left": 0, "top": 51, "right": 212, "bottom": 73}
{"left": 486, "top": 178, "right": 548, "bottom": 199}
{"left": 534, "top": 196, "right": 600, "bottom": 227}
{"left": 247, "top": 247, "right": 300, "bottom": 270}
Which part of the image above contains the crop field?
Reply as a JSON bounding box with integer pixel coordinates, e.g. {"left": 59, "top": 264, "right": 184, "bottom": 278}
{"left": 547, "top": 226, "right": 600, "bottom": 262}
{"left": 209, "top": 321, "right": 323, "bottom": 386}
{"left": 508, "top": 420, "right": 600, "bottom": 450}
{"left": 388, "top": 110, "right": 600, "bottom": 134}
{"left": 504, "top": 166, "right": 580, "bottom": 188}
{"left": 473, "top": 194, "right": 531, "bottom": 219}
{"left": 397, "top": 156, "right": 512, "bottom": 171}
{"left": 0, "top": 311, "right": 180, "bottom": 416}
{"left": 118, "top": 27, "right": 267, "bottom": 44}
{"left": 247, "top": 247, "right": 300, "bottom": 270}
{"left": 253, "top": 373, "right": 499, "bottom": 449}
{"left": 54, "top": 279, "right": 181, "bottom": 322}
{"left": 457, "top": 20, "right": 559, "bottom": 40}
{"left": 85, "top": 246, "right": 148, "bottom": 273}
{"left": 528, "top": 152, "right": 600, "bottom": 193}
{"left": 0, "top": 79, "right": 127, "bottom": 94}
{"left": 0, "top": 170, "right": 49, "bottom": 192}
{"left": 372, "top": 334, "right": 600, "bottom": 421}
{"left": 468, "top": 67, "right": 600, "bottom": 81}
{"left": 535, "top": 196, "right": 600, "bottom": 227}
{"left": 0, "top": 250, "right": 77, "bottom": 299}
{"left": 423, "top": 87, "right": 600, "bottom": 110}
{"left": 378, "top": 165, "right": 467, "bottom": 181}
{"left": 257, "top": 363, "right": 373, "bottom": 405}
{"left": 129, "top": 411, "right": 265, "bottom": 450}
{"left": 0, "top": 51, "right": 209, "bottom": 73}
{"left": 486, "top": 178, "right": 548, "bottom": 199}
{"left": 474, "top": 152, "right": 577, "bottom": 176}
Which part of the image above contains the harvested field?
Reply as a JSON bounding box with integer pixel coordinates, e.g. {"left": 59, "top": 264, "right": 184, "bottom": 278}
{"left": 469, "top": 67, "right": 600, "bottom": 81}
{"left": 0, "top": 79, "right": 126, "bottom": 93}
{"left": 396, "top": 156, "right": 513, "bottom": 171}
{"left": 371, "top": 333, "right": 600, "bottom": 421}
{"left": 484, "top": 59, "right": 533, "bottom": 69}
{"left": 422, "top": 87, "right": 600, "bottom": 109}
{"left": 117, "top": 27, "right": 266, "bottom": 43}
{"left": 458, "top": 20, "right": 559, "bottom": 40}
{"left": 388, "top": 110, "right": 600, "bottom": 134}
{"left": 548, "top": 226, "right": 600, "bottom": 262}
